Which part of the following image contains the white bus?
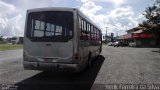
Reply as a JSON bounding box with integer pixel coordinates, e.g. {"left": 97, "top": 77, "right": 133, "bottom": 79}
{"left": 23, "top": 7, "right": 102, "bottom": 72}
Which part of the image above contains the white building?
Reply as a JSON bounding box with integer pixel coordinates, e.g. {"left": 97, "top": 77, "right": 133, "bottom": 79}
{"left": 11, "top": 37, "right": 23, "bottom": 44}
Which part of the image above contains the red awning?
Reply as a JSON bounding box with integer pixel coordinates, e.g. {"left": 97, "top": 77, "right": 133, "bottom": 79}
{"left": 118, "top": 32, "right": 152, "bottom": 40}
{"left": 132, "top": 33, "right": 152, "bottom": 39}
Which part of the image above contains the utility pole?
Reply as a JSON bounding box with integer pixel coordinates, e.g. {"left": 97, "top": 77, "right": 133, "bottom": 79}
{"left": 105, "top": 27, "right": 108, "bottom": 44}
{"left": 116, "top": 31, "right": 118, "bottom": 37}
{"left": 106, "top": 27, "right": 108, "bottom": 36}
{"left": 116, "top": 30, "right": 121, "bottom": 37}
{"left": 115, "top": 30, "right": 121, "bottom": 41}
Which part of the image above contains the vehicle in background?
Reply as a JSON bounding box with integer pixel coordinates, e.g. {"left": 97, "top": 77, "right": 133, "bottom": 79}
{"left": 23, "top": 7, "right": 102, "bottom": 73}
{"left": 113, "top": 41, "right": 128, "bottom": 47}
{"left": 123, "top": 42, "right": 128, "bottom": 46}
{"left": 11, "top": 37, "right": 23, "bottom": 45}
{"left": 129, "top": 42, "right": 136, "bottom": 47}
{"left": 108, "top": 42, "right": 114, "bottom": 46}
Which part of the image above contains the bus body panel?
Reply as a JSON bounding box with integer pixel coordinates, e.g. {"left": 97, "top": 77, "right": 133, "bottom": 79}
{"left": 77, "top": 10, "right": 102, "bottom": 65}
{"left": 24, "top": 38, "right": 73, "bottom": 62}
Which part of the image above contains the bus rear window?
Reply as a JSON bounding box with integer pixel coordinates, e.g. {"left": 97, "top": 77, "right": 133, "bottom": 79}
{"left": 26, "top": 11, "right": 73, "bottom": 42}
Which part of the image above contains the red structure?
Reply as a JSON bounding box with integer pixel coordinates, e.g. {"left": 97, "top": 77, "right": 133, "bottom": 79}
{"left": 119, "top": 33, "right": 152, "bottom": 39}
{"left": 118, "top": 29, "right": 154, "bottom": 47}
{"left": 132, "top": 33, "right": 152, "bottom": 39}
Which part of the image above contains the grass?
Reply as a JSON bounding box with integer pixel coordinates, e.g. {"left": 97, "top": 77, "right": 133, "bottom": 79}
{"left": 0, "top": 44, "right": 23, "bottom": 51}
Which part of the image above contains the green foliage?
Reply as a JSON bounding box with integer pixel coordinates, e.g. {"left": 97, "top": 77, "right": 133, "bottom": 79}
{"left": 0, "top": 44, "right": 23, "bottom": 51}
{"left": 0, "top": 36, "right": 3, "bottom": 41}
{"left": 0, "top": 41, "right": 7, "bottom": 44}
{"left": 102, "top": 40, "right": 107, "bottom": 44}
{"left": 143, "top": 0, "right": 160, "bottom": 24}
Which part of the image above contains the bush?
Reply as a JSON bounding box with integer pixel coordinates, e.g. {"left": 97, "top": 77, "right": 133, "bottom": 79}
{"left": 0, "top": 44, "right": 23, "bottom": 51}
{"left": 0, "top": 41, "right": 7, "bottom": 44}
{"left": 102, "top": 40, "right": 107, "bottom": 44}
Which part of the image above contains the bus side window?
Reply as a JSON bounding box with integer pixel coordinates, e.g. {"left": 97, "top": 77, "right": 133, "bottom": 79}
{"left": 91, "top": 27, "right": 94, "bottom": 40}
{"left": 83, "top": 20, "right": 87, "bottom": 40}
{"left": 87, "top": 23, "right": 90, "bottom": 40}
{"left": 95, "top": 28, "right": 97, "bottom": 40}
{"left": 90, "top": 25, "right": 93, "bottom": 40}
{"left": 78, "top": 16, "right": 82, "bottom": 39}
{"left": 96, "top": 29, "right": 98, "bottom": 40}
{"left": 85, "top": 22, "right": 87, "bottom": 32}
{"left": 85, "top": 22, "right": 90, "bottom": 40}
{"left": 80, "top": 19, "right": 87, "bottom": 40}
{"left": 93, "top": 27, "right": 96, "bottom": 40}
{"left": 81, "top": 19, "right": 83, "bottom": 32}
{"left": 79, "top": 17, "right": 81, "bottom": 29}
{"left": 97, "top": 30, "right": 100, "bottom": 40}
{"left": 84, "top": 20, "right": 87, "bottom": 34}
{"left": 80, "top": 19, "right": 84, "bottom": 40}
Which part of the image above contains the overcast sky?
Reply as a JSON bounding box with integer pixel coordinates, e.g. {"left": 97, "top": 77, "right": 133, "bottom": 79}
{"left": 0, "top": 0, "right": 154, "bottom": 37}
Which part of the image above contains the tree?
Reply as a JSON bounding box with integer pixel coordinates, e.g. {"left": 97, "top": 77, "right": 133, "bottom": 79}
{"left": 142, "top": 0, "right": 160, "bottom": 46}
{"left": 143, "top": 0, "right": 160, "bottom": 24}
{"left": 0, "top": 36, "right": 3, "bottom": 41}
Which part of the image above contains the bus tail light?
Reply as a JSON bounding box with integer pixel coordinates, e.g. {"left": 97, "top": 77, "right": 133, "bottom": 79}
{"left": 73, "top": 53, "right": 81, "bottom": 60}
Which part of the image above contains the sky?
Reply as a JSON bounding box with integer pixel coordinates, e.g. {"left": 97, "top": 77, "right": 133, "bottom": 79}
{"left": 0, "top": 0, "right": 154, "bottom": 37}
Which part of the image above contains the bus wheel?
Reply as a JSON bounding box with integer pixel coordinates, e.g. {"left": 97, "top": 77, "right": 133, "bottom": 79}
{"left": 87, "top": 53, "right": 92, "bottom": 67}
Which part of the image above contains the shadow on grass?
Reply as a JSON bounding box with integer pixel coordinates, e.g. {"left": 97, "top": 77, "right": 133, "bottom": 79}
{"left": 15, "top": 55, "right": 105, "bottom": 90}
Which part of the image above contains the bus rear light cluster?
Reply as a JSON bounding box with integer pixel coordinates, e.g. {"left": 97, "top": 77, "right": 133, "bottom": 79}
{"left": 73, "top": 53, "right": 81, "bottom": 60}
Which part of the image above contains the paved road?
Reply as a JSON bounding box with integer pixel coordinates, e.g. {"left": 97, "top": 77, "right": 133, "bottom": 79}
{"left": 0, "top": 49, "right": 40, "bottom": 84}
{"left": 0, "top": 46, "right": 160, "bottom": 90}
{"left": 0, "top": 49, "right": 22, "bottom": 63}
{"left": 95, "top": 46, "right": 160, "bottom": 84}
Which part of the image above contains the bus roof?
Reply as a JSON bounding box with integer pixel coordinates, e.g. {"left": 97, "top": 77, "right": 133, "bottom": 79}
{"left": 27, "top": 7, "right": 101, "bottom": 31}
{"left": 27, "top": 7, "right": 76, "bottom": 12}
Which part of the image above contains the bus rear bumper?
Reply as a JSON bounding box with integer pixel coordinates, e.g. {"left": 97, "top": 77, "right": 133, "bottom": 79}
{"left": 23, "top": 61, "right": 80, "bottom": 72}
